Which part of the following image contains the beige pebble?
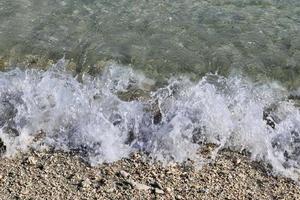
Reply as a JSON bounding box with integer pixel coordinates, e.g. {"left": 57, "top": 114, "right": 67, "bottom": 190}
{"left": 119, "top": 170, "right": 130, "bottom": 179}
{"left": 154, "top": 188, "right": 165, "bottom": 194}
{"left": 27, "top": 156, "right": 37, "bottom": 165}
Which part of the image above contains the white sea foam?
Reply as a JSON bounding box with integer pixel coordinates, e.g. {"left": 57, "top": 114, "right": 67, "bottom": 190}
{"left": 0, "top": 59, "right": 300, "bottom": 179}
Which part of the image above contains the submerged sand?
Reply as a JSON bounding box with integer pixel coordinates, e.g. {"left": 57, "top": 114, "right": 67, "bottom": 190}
{"left": 0, "top": 148, "right": 299, "bottom": 200}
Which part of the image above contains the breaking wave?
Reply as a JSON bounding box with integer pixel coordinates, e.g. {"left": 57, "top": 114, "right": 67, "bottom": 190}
{"left": 1, "top": 59, "right": 300, "bottom": 180}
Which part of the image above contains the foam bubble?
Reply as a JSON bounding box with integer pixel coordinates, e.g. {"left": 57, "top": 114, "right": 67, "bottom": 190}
{"left": 0, "top": 60, "right": 300, "bottom": 179}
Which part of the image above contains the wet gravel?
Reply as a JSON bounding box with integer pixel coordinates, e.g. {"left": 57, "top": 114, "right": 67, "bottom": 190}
{"left": 0, "top": 148, "right": 299, "bottom": 200}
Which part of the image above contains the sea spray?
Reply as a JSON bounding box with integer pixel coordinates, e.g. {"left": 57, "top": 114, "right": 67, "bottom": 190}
{"left": 0, "top": 60, "right": 300, "bottom": 180}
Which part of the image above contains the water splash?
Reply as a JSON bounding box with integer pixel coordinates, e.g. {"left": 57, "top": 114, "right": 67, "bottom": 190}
{"left": 0, "top": 60, "right": 300, "bottom": 180}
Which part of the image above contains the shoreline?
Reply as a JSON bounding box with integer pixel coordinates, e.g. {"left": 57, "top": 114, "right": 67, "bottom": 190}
{"left": 0, "top": 148, "right": 299, "bottom": 199}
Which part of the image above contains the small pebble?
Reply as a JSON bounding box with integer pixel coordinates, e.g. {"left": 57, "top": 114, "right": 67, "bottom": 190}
{"left": 27, "top": 156, "right": 37, "bottom": 165}
{"left": 119, "top": 170, "right": 130, "bottom": 178}
{"left": 154, "top": 188, "right": 164, "bottom": 194}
